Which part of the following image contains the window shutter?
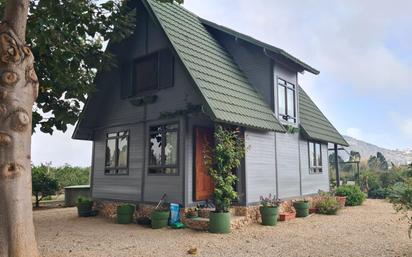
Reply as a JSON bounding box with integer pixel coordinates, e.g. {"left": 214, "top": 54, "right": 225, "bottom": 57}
{"left": 158, "top": 49, "right": 174, "bottom": 89}
{"left": 121, "top": 61, "right": 133, "bottom": 99}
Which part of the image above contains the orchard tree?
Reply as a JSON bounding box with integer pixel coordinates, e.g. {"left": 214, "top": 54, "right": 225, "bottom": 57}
{"left": 0, "top": 0, "right": 181, "bottom": 256}
{"left": 32, "top": 166, "right": 59, "bottom": 208}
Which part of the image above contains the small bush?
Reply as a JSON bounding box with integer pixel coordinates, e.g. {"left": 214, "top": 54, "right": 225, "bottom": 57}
{"left": 76, "top": 196, "right": 92, "bottom": 204}
{"left": 335, "top": 185, "right": 366, "bottom": 206}
{"left": 316, "top": 196, "right": 340, "bottom": 215}
{"left": 380, "top": 171, "right": 403, "bottom": 188}
{"left": 388, "top": 180, "right": 412, "bottom": 238}
{"left": 368, "top": 187, "right": 390, "bottom": 199}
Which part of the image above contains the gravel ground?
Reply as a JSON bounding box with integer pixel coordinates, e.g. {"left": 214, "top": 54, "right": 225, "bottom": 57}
{"left": 35, "top": 199, "right": 412, "bottom": 257}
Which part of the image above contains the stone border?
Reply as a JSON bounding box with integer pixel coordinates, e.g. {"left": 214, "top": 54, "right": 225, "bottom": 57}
{"left": 94, "top": 196, "right": 320, "bottom": 229}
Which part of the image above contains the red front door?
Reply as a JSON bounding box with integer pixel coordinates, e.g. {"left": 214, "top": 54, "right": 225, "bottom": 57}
{"left": 194, "top": 127, "right": 214, "bottom": 201}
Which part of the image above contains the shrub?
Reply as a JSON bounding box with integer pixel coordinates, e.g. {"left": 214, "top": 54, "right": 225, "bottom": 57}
{"left": 76, "top": 196, "right": 92, "bottom": 205}
{"left": 205, "top": 125, "right": 245, "bottom": 213}
{"left": 335, "top": 185, "right": 366, "bottom": 206}
{"left": 360, "top": 171, "right": 380, "bottom": 192}
{"left": 388, "top": 180, "right": 412, "bottom": 238}
{"left": 32, "top": 167, "right": 59, "bottom": 208}
{"left": 316, "top": 196, "right": 340, "bottom": 215}
{"left": 368, "top": 187, "right": 390, "bottom": 199}
{"left": 379, "top": 171, "right": 403, "bottom": 188}
{"left": 260, "top": 193, "right": 281, "bottom": 207}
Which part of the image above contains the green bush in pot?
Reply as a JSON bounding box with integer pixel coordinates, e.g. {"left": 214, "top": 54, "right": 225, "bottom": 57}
{"left": 259, "top": 194, "right": 281, "bottom": 226}
{"left": 76, "top": 196, "right": 93, "bottom": 217}
{"left": 316, "top": 195, "right": 340, "bottom": 215}
{"left": 335, "top": 185, "right": 366, "bottom": 206}
{"left": 205, "top": 125, "right": 245, "bottom": 234}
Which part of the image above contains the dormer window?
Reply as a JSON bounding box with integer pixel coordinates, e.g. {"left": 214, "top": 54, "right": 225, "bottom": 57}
{"left": 277, "top": 78, "right": 296, "bottom": 123}
{"left": 121, "top": 49, "right": 174, "bottom": 98}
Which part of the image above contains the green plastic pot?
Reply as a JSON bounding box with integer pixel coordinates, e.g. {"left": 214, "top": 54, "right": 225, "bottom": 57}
{"left": 77, "top": 201, "right": 93, "bottom": 217}
{"left": 208, "top": 212, "right": 231, "bottom": 234}
{"left": 117, "top": 204, "right": 135, "bottom": 224}
{"left": 259, "top": 206, "right": 279, "bottom": 226}
{"left": 151, "top": 210, "right": 169, "bottom": 229}
{"left": 293, "top": 201, "right": 309, "bottom": 217}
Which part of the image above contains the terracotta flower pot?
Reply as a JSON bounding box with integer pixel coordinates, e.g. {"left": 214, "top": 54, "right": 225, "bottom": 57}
{"left": 309, "top": 207, "right": 318, "bottom": 214}
{"left": 278, "top": 212, "right": 296, "bottom": 221}
{"left": 336, "top": 196, "right": 347, "bottom": 208}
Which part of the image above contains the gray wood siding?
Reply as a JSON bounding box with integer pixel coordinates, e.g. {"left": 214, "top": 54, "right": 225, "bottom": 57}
{"left": 213, "top": 33, "right": 272, "bottom": 106}
{"left": 143, "top": 118, "right": 185, "bottom": 204}
{"left": 244, "top": 129, "right": 277, "bottom": 204}
{"left": 93, "top": 9, "right": 202, "bottom": 129}
{"left": 92, "top": 124, "right": 144, "bottom": 201}
{"left": 90, "top": 4, "right": 202, "bottom": 204}
{"left": 300, "top": 140, "right": 330, "bottom": 195}
{"left": 276, "top": 132, "right": 301, "bottom": 198}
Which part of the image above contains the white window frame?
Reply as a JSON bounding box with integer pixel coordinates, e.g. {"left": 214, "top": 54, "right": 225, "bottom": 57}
{"left": 309, "top": 141, "right": 323, "bottom": 174}
{"left": 277, "top": 77, "right": 297, "bottom": 124}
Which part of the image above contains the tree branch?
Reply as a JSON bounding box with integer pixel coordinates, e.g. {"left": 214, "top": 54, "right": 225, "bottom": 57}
{"left": 3, "top": 0, "right": 30, "bottom": 42}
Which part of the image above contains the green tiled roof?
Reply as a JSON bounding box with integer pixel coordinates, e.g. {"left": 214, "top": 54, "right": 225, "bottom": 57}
{"left": 145, "top": 0, "right": 285, "bottom": 132}
{"left": 299, "top": 87, "right": 348, "bottom": 146}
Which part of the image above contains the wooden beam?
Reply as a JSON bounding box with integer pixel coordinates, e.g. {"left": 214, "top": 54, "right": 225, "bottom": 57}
{"left": 334, "top": 144, "right": 340, "bottom": 187}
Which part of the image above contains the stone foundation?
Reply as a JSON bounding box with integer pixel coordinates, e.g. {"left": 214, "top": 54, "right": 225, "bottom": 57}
{"left": 94, "top": 201, "right": 157, "bottom": 221}
{"left": 95, "top": 196, "right": 319, "bottom": 230}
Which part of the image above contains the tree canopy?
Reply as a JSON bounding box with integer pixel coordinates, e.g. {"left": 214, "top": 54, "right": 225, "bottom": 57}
{"left": 0, "top": 0, "right": 136, "bottom": 134}
{"left": 368, "top": 152, "right": 389, "bottom": 171}
{"left": 32, "top": 166, "right": 59, "bottom": 207}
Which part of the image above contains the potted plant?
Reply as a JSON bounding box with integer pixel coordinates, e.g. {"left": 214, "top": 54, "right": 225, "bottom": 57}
{"left": 293, "top": 199, "right": 310, "bottom": 217}
{"left": 76, "top": 196, "right": 93, "bottom": 217}
{"left": 316, "top": 196, "right": 340, "bottom": 215}
{"left": 205, "top": 125, "right": 245, "bottom": 234}
{"left": 117, "top": 203, "right": 136, "bottom": 224}
{"left": 151, "top": 194, "right": 170, "bottom": 229}
{"left": 335, "top": 195, "right": 347, "bottom": 208}
{"left": 259, "top": 194, "right": 281, "bottom": 226}
{"left": 185, "top": 207, "right": 199, "bottom": 219}
{"left": 335, "top": 185, "right": 366, "bottom": 206}
{"left": 278, "top": 202, "right": 296, "bottom": 221}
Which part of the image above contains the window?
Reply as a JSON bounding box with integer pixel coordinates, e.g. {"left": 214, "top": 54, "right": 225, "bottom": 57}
{"left": 148, "top": 123, "right": 179, "bottom": 175}
{"left": 277, "top": 78, "right": 296, "bottom": 123}
{"left": 105, "top": 131, "right": 129, "bottom": 175}
{"left": 130, "top": 49, "right": 174, "bottom": 95}
{"left": 309, "top": 142, "right": 322, "bottom": 174}
{"left": 135, "top": 53, "right": 158, "bottom": 92}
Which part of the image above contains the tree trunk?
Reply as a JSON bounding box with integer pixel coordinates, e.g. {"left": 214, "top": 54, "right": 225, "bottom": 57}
{"left": 35, "top": 194, "right": 39, "bottom": 208}
{"left": 0, "top": 0, "right": 39, "bottom": 256}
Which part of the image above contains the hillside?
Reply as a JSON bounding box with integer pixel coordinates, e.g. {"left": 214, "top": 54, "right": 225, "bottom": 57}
{"left": 342, "top": 136, "right": 412, "bottom": 166}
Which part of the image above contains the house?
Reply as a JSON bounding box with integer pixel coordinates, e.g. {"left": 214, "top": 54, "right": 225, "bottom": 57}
{"left": 73, "top": 0, "right": 348, "bottom": 208}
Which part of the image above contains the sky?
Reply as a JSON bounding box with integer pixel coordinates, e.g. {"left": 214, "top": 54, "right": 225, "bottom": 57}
{"left": 31, "top": 0, "right": 412, "bottom": 167}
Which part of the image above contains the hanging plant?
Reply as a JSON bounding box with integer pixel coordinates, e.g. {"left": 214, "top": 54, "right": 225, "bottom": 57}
{"left": 284, "top": 124, "right": 300, "bottom": 134}
{"left": 159, "top": 103, "right": 202, "bottom": 119}
{"left": 129, "top": 95, "right": 158, "bottom": 106}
